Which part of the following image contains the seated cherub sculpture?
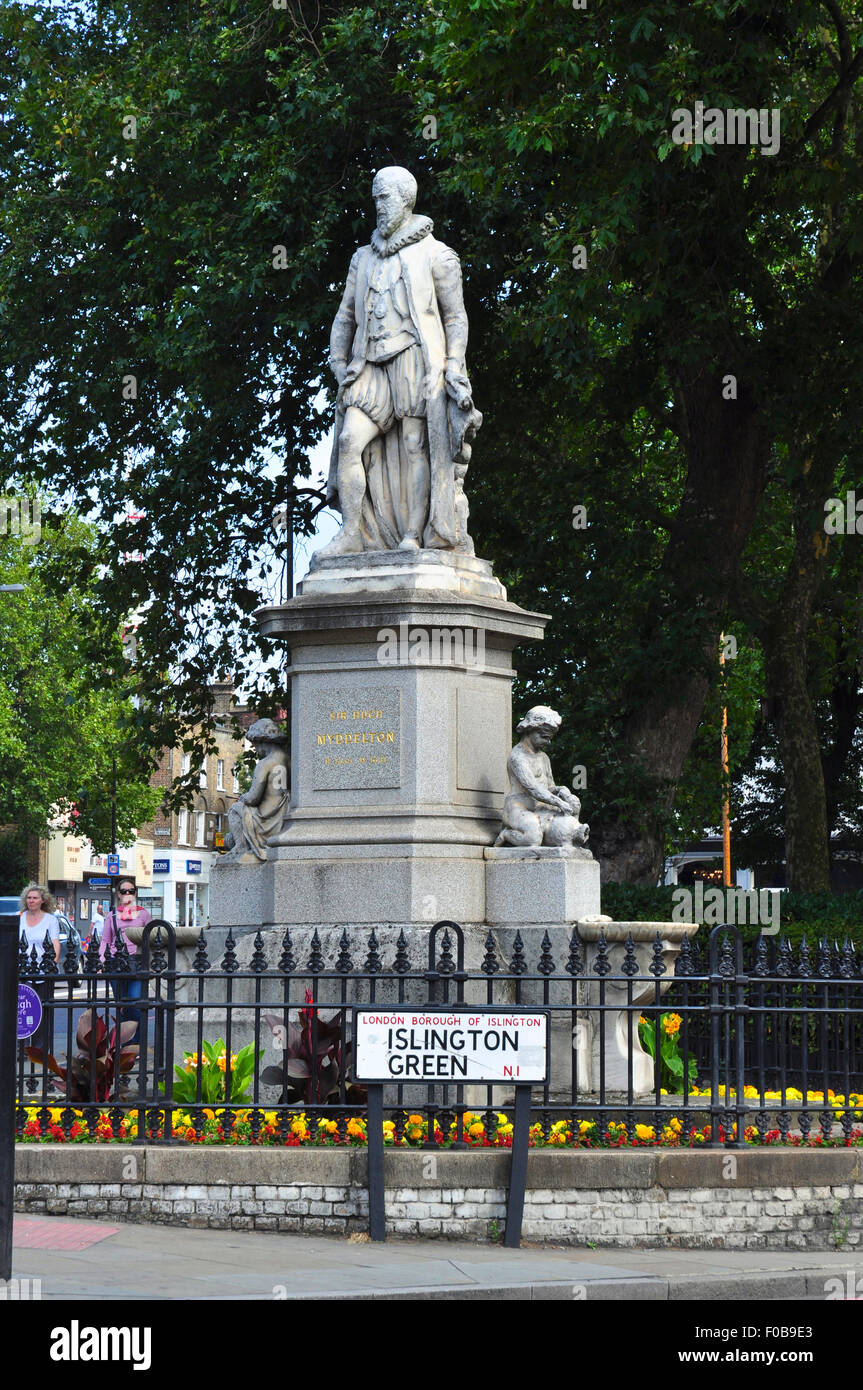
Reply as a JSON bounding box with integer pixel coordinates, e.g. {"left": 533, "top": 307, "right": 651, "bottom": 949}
{"left": 222, "top": 718, "right": 289, "bottom": 862}
{"left": 494, "top": 706, "right": 590, "bottom": 852}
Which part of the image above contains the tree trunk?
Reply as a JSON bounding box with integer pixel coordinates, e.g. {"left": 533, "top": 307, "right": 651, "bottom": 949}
{"left": 598, "top": 369, "right": 768, "bottom": 884}
{"left": 762, "top": 461, "right": 834, "bottom": 892}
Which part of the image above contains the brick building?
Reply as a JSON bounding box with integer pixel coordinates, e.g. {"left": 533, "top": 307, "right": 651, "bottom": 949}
{"left": 137, "top": 682, "right": 249, "bottom": 928}
{"left": 45, "top": 683, "right": 253, "bottom": 931}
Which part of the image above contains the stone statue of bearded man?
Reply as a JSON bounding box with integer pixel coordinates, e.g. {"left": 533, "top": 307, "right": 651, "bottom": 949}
{"left": 318, "top": 166, "right": 482, "bottom": 557}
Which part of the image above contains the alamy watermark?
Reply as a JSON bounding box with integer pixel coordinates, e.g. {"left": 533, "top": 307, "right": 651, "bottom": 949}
{"left": 671, "top": 102, "right": 780, "bottom": 157}
{"left": 377, "top": 623, "right": 485, "bottom": 672}
{"left": 0, "top": 1278, "right": 42, "bottom": 1300}
{"left": 0, "top": 496, "right": 41, "bottom": 544}
{"left": 824, "top": 491, "right": 863, "bottom": 535}
{"left": 671, "top": 883, "right": 781, "bottom": 934}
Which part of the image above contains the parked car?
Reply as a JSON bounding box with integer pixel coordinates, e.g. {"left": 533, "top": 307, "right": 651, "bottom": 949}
{"left": 0, "top": 894, "right": 20, "bottom": 923}
{"left": 56, "top": 912, "right": 82, "bottom": 964}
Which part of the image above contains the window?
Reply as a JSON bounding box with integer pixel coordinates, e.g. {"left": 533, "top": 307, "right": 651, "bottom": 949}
{"left": 199, "top": 760, "right": 207, "bottom": 788}
{"left": 217, "top": 759, "right": 225, "bottom": 790}
{"left": 232, "top": 766, "right": 240, "bottom": 794}
{"left": 181, "top": 752, "right": 190, "bottom": 776}
{"left": 194, "top": 811, "right": 206, "bottom": 846}
{"left": 177, "top": 809, "right": 189, "bottom": 844}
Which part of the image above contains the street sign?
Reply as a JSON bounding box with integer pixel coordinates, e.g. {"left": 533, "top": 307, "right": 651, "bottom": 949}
{"left": 356, "top": 1001, "right": 548, "bottom": 1251}
{"left": 106, "top": 855, "right": 120, "bottom": 876}
{"left": 354, "top": 1007, "right": 549, "bottom": 1083}
{"left": 17, "top": 985, "right": 42, "bottom": 1041}
{"left": 87, "top": 876, "right": 110, "bottom": 888}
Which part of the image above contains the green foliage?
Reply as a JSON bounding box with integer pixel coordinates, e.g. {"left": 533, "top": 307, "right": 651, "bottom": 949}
{"left": 602, "top": 884, "right": 863, "bottom": 949}
{"left": 0, "top": 0, "right": 859, "bottom": 883}
{"left": 0, "top": 828, "right": 30, "bottom": 893}
{"left": 638, "top": 1012, "right": 697, "bottom": 1094}
{"left": 165, "top": 1038, "right": 261, "bottom": 1106}
{"left": 0, "top": 510, "right": 160, "bottom": 849}
{"left": 601, "top": 883, "right": 680, "bottom": 922}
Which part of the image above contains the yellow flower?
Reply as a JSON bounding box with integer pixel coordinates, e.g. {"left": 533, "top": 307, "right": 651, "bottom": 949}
{"left": 183, "top": 1053, "right": 199, "bottom": 1072}
{"left": 407, "top": 1114, "right": 424, "bottom": 1126}
{"left": 290, "top": 1119, "right": 308, "bottom": 1138}
{"left": 496, "top": 1112, "right": 510, "bottom": 1126}
{"left": 461, "top": 1112, "right": 475, "bottom": 1125}
{"left": 548, "top": 1130, "right": 566, "bottom": 1145}
{"left": 468, "top": 1122, "right": 485, "bottom": 1138}
{"left": 406, "top": 1125, "right": 423, "bottom": 1141}
{"left": 382, "top": 1121, "right": 395, "bottom": 1133}
{"left": 663, "top": 1014, "right": 682, "bottom": 1037}
{"left": 669, "top": 1117, "right": 682, "bottom": 1133}
{"left": 635, "top": 1124, "right": 655, "bottom": 1141}
{"left": 578, "top": 1120, "right": 596, "bottom": 1135}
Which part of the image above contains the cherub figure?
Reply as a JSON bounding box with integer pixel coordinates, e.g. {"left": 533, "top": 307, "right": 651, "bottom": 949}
{"left": 222, "top": 719, "right": 289, "bottom": 862}
{"left": 494, "top": 706, "right": 590, "bottom": 852}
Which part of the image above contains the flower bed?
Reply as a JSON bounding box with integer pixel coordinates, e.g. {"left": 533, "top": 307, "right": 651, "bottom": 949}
{"left": 18, "top": 1096, "right": 863, "bottom": 1149}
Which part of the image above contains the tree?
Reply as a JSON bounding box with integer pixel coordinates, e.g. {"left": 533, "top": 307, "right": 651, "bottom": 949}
{"left": 0, "top": 0, "right": 860, "bottom": 885}
{"left": 0, "top": 507, "right": 160, "bottom": 854}
{"left": 408, "top": 0, "right": 863, "bottom": 880}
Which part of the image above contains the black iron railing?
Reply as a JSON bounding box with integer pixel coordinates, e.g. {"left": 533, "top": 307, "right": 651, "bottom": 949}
{"left": 14, "top": 919, "right": 863, "bottom": 1149}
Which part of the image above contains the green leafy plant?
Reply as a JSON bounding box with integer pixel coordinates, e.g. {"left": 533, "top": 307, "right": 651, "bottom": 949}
{"left": 163, "top": 1038, "right": 261, "bottom": 1106}
{"left": 638, "top": 1012, "right": 697, "bottom": 1094}
{"left": 26, "top": 1009, "right": 139, "bottom": 1101}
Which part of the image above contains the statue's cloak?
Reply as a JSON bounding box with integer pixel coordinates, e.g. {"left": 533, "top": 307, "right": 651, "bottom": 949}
{"left": 327, "top": 215, "right": 481, "bottom": 549}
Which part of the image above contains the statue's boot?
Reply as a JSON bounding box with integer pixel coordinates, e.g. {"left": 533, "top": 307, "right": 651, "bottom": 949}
{"left": 397, "top": 531, "right": 420, "bottom": 552}
{"left": 316, "top": 526, "right": 363, "bottom": 559}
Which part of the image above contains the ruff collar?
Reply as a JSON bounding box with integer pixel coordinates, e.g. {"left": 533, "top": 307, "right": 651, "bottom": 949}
{"left": 371, "top": 214, "right": 433, "bottom": 258}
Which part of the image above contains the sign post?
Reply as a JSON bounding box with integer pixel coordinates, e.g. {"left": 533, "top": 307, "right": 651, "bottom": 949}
{"left": 0, "top": 910, "right": 19, "bottom": 1281}
{"left": 354, "top": 1005, "right": 548, "bottom": 1248}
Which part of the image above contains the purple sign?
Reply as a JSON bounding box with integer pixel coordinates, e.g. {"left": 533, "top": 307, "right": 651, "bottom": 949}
{"left": 17, "top": 984, "right": 42, "bottom": 1040}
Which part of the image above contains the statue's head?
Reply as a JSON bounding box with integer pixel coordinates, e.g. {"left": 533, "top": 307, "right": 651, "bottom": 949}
{"left": 372, "top": 166, "right": 417, "bottom": 237}
{"left": 247, "top": 717, "right": 287, "bottom": 747}
{"left": 516, "top": 705, "right": 561, "bottom": 749}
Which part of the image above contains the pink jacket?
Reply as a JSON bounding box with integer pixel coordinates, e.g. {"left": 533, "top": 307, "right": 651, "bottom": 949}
{"left": 98, "top": 907, "right": 152, "bottom": 959}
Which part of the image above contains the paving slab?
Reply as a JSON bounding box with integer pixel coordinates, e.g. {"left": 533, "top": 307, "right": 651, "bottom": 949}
{"left": 9, "top": 1214, "right": 863, "bottom": 1300}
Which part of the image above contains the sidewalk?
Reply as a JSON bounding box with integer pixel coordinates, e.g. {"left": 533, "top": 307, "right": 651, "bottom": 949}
{"left": 10, "top": 1214, "right": 863, "bottom": 1299}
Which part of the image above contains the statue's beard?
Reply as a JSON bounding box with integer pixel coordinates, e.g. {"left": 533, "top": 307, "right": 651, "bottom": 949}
{"left": 377, "top": 210, "right": 403, "bottom": 238}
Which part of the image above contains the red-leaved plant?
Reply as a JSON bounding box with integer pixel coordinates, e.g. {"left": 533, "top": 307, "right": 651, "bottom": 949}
{"left": 263, "top": 990, "right": 365, "bottom": 1105}
{"left": 26, "top": 1009, "right": 139, "bottom": 1101}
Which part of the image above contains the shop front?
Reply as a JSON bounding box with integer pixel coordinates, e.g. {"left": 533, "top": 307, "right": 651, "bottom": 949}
{"left": 150, "top": 851, "right": 212, "bottom": 930}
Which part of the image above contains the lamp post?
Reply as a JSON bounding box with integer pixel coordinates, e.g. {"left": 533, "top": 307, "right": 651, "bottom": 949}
{"left": 719, "top": 635, "right": 732, "bottom": 889}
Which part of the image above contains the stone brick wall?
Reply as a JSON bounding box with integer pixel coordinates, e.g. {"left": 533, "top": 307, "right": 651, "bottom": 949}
{"left": 14, "top": 1147, "right": 863, "bottom": 1248}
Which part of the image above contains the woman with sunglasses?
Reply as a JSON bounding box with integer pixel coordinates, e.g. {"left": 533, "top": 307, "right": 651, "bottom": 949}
{"left": 98, "top": 880, "right": 151, "bottom": 1044}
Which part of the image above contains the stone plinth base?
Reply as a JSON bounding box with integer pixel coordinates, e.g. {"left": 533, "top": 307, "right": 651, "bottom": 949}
{"left": 255, "top": 554, "right": 547, "bottom": 850}
{"left": 484, "top": 849, "right": 600, "bottom": 924}
{"left": 299, "top": 548, "right": 508, "bottom": 602}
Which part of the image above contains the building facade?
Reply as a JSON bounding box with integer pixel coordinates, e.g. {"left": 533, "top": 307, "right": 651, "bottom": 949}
{"left": 137, "top": 684, "right": 248, "bottom": 929}
{"left": 44, "top": 684, "right": 250, "bottom": 932}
